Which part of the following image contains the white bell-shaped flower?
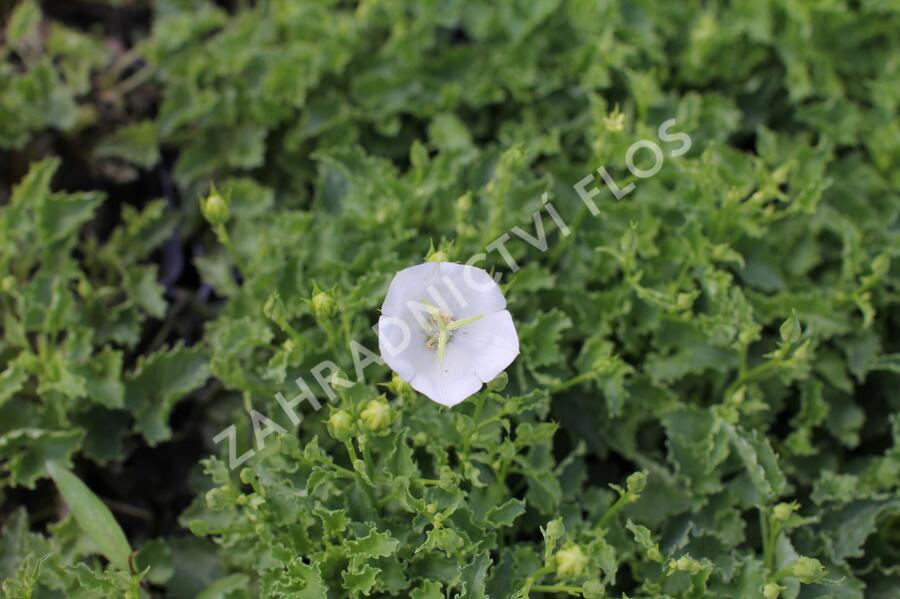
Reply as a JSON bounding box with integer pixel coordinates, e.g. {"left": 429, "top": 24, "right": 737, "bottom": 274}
{"left": 378, "top": 261, "right": 519, "bottom": 407}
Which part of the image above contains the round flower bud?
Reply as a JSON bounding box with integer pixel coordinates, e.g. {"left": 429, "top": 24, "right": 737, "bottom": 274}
{"left": 646, "top": 546, "right": 663, "bottom": 563}
{"left": 763, "top": 583, "right": 784, "bottom": 599}
{"left": 555, "top": 544, "right": 588, "bottom": 579}
{"left": 669, "top": 555, "right": 703, "bottom": 574}
{"left": 792, "top": 556, "right": 825, "bottom": 583}
{"left": 201, "top": 188, "right": 230, "bottom": 226}
{"left": 311, "top": 288, "right": 336, "bottom": 318}
{"left": 625, "top": 471, "right": 647, "bottom": 498}
{"left": 456, "top": 192, "right": 472, "bottom": 213}
{"left": 386, "top": 372, "right": 412, "bottom": 396}
{"left": 545, "top": 518, "right": 565, "bottom": 542}
{"left": 425, "top": 243, "right": 449, "bottom": 263}
{"left": 327, "top": 409, "right": 354, "bottom": 441}
{"left": 582, "top": 581, "right": 605, "bottom": 599}
{"left": 1, "top": 275, "right": 15, "bottom": 293}
{"left": 360, "top": 398, "right": 391, "bottom": 432}
{"left": 486, "top": 371, "right": 508, "bottom": 392}
{"left": 772, "top": 502, "right": 796, "bottom": 522}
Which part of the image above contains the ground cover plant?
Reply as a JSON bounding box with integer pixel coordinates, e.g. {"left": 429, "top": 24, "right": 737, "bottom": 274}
{"left": 0, "top": 0, "right": 898, "bottom": 597}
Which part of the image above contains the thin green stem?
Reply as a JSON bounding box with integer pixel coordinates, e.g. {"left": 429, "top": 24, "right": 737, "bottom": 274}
{"left": 518, "top": 564, "right": 554, "bottom": 597}
{"left": 531, "top": 584, "right": 583, "bottom": 596}
{"left": 725, "top": 359, "right": 782, "bottom": 398}
{"left": 597, "top": 492, "right": 631, "bottom": 530}
{"left": 214, "top": 224, "right": 247, "bottom": 275}
{"left": 550, "top": 370, "right": 597, "bottom": 393}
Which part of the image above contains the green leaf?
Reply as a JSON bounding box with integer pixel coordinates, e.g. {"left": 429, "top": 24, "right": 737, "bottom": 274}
{"left": 485, "top": 498, "right": 526, "bottom": 528}
{"left": 36, "top": 191, "right": 104, "bottom": 245}
{"left": 724, "top": 424, "right": 786, "bottom": 503}
{"left": 6, "top": 0, "right": 41, "bottom": 46}
{"left": 455, "top": 551, "right": 491, "bottom": 599}
{"left": 124, "top": 343, "right": 209, "bottom": 444}
{"left": 94, "top": 121, "right": 160, "bottom": 169}
{"left": 45, "top": 461, "right": 132, "bottom": 571}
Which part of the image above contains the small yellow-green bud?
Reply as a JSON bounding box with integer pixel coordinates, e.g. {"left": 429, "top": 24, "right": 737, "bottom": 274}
{"left": 619, "top": 225, "right": 637, "bottom": 253}
{"left": 412, "top": 431, "right": 428, "bottom": 446}
{"left": 311, "top": 287, "right": 336, "bottom": 318}
{"left": 871, "top": 254, "right": 889, "bottom": 277}
{"left": 772, "top": 502, "right": 797, "bottom": 522}
{"left": 555, "top": 544, "right": 588, "bottom": 579}
{"left": 625, "top": 471, "right": 647, "bottom": 498}
{"left": 675, "top": 292, "right": 694, "bottom": 311}
{"left": 581, "top": 580, "right": 605, "bottom": 599}
{"left": 75, "top": 277, "right": 92, "bottom": 298}
{"left": 425, "top": 240, "right": 449, "bottom": 263}
{"left": 763, "top": 583, "right": 784, "bottom": 599}
{"left": 780, "top": 311, "right": 802, "bottom": 344}
{"left": 486, "top": 371, "right": 508, "bottom": 392}
{"left": 1, "top": 275, "right": 15, "bottom": 292}
{"left": 360, "top": 398, "right": 391, "bottom": 432}
{"left": 201, "top": 187, "right": 230, "bottom": 226}
{"left": 791, "top": 556, "right": 825, "bottom": 583}
{"left": 603, "top": 106, "right": 625, "bottom": 132}
{"left": 545, "top": 518, "right": 565, "bottom": 542}
{"left": 327, "top": 409, "right": 354, "bottom": 441}
{"left": 387, "top": 372, "right": 412, "bottom": 396}
{"left": 239, "top": 468, "right": 255, "bottom": 485}
{"left": 669, "top": 555, "right": 703, "bottom": 575}
{"left": 456, "top": 192, "right": 472, "bottom": 213}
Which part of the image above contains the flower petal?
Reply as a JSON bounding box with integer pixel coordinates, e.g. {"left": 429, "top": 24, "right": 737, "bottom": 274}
{"left": 381, "top": 262, "right": 441, "bottom": 318}
{"left": 450, "top": 310, "right": 519, "bottom": 383}
{"left": 409, "top": 351, "right": 484, "bottom": 407}
{"left": 381, "top": 262, "right": 505, "bottom": 321}
{"left": 377, "top": 314, "right": 427, "bottom": 382}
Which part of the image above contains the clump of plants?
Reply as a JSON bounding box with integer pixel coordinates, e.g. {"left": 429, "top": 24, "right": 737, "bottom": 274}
{"left": 1, "top": 1, "right": 898, "bottom": 598}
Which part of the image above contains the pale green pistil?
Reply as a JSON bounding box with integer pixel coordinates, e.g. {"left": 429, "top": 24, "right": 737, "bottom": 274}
{"left": 421, "top": 304, "right": 482, "bottom": 363}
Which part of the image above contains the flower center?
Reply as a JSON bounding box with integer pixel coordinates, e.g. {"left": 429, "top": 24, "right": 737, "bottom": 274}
{"left": 420, "top": 304, "right": 482, "bottom": 363}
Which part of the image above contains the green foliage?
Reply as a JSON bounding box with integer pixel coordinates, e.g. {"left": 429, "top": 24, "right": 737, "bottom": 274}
{"left": 1, "top": 0, "right": 899, "bottom": 598}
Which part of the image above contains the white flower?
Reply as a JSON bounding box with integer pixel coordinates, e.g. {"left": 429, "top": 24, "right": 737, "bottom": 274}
{"left": 378, "top": 261, "right": 519, "bottom": 407}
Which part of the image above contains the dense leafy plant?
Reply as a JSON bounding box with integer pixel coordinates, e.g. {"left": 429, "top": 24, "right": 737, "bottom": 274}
{"left": 1, "top": 0, "right": 898, "bottom": 598}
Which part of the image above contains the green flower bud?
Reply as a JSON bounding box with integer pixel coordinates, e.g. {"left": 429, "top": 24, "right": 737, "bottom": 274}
{"left": 201, "top": 187, "right": 230, "bottom": 226}
{"left": 412, "top": 431, "right": 428, "bottom": 446}
{"left": 603, "top": 106, "right": 625, "bottom": 132}
{"left": 625, "top": 471, "right": 647, "bottom": 498}
{"left": 772, "top": 502, "right": 797, "bottom": 522}
{"left": 387, "top": 372, "right": 412, "bottom": 396}
{"left": 669, "top": 555, "right": 703, "bottom": 575}
{"left": 456, "top": 192, "right": 472, "bottom": 213}
{"left": 1, "top": 275, "right": 15, "bottom": 293}
{"left": 311, "top": 285, "right": 336, "bottom": 318}
{"left": 239, "top": 468, "right": 255, "bottom": 485}
{"left": 486, "top": 371, "right": 508, "bottom": 392}
{"left": 327, "top": 409, "right": 354, "bottom": 441}
{"left": 764, "top": 583, "right": 784, "bottom": 599}
{"left": 619, "top": 225, "right": 637, "bottom": 253}
{"left": 582, "top": 580, "right": 605, "bottom": 599}
{"left": 360, "top": 398, "right": 392, "bottom": 432}
{"left": 555, "top": 544, "right": 588, "bottom": 579}
{"left": 545, "top": 518, "right": 565, "bottom": 542}
{"left": 425, "top": 240, "right": 449, "bottom": 263}
{"left": 791, "top": 556, "right": 825, "bottom": 584}
{"left": 779, "top": 311, "right": 802, "bottom": 344}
